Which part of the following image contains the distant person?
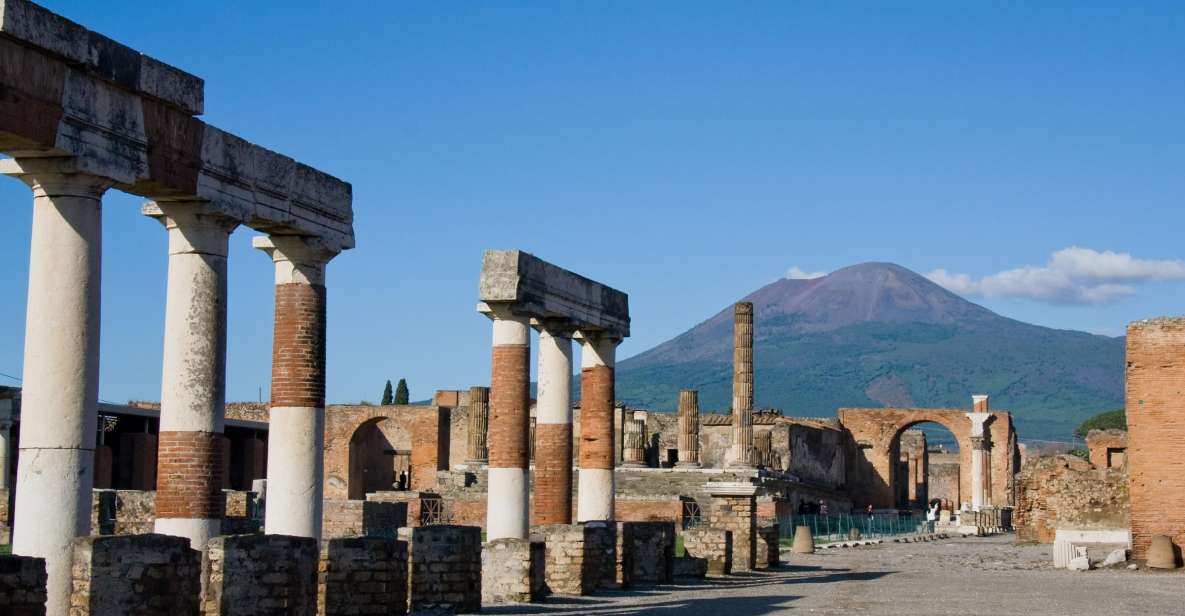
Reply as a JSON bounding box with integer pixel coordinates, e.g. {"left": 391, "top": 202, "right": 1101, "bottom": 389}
{"left": 819, "top": 500, "right": 829, "bottom": 515}
{"left": 926, "top": 501, "right": 939, "bottom": 532}
{"left": 866, "top": 504, "right": 874, "bottom": 516}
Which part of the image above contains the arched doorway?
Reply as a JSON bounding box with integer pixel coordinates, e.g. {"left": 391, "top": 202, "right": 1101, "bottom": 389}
{"left": 348, "top": 418, "right": 397, "bottom": 500}
{"left": 889, "top": 422, "right": 961, "bottom": 511}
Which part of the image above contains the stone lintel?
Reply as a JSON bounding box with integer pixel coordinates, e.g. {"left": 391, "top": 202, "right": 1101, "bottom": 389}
{"left": 478, "top": 250, "right": 630, "bottom": 339}
{"left": 703, "top": 481, "right": 759, "bottom": 497}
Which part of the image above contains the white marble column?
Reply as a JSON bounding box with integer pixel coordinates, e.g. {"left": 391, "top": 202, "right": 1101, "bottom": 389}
{"left": 483, "top": 306, "right": 531, "bottom": 540}
{"left": 967, "top": 410, "right": 992, "bottom": 511}
{"left": 2, "top": 157, "right": 112, "bottom": 616}
{"left": 148, "top": 202, "right": 238, "bottom": 550}
{"left": 0, "top": 419, "right": 11, "bottom": 491}
{"left": 576, "top": 333, "right": 619, "bottom": 522}
{"left": 255, "top": 236, "right": 336, "bottom": 539}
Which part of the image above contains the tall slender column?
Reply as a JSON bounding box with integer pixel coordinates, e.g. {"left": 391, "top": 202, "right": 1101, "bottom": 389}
{"left": 465, "top": 386, "right": 490, "bottom": 465}
{"left": 2, "top": 158, "right": 112, "bottom": 615}
{"left": 532, "top": 321, "right": 574, "bottom": 525}
{"left": 727, "top": 302, "right": 755, "bottom": 468}
{"left": 484, "top": 307, "right": 531, "bottom": 540}
{"left": 967, "top": 406, "right": 992, "bottom": 512}
{"left": 0, "top": 419, "right": 10, "bottom": 491}
{"left": 676, "top": 389, "right": 701, "bottom": 468}
{"left": 255, "top": 236, "right": 336, "bottom": 539}
{"left": 148, "top": 202, "right": 238, "bottom": 550}
{"left": 577, "top": 333, "right": 618, "bottom": 522}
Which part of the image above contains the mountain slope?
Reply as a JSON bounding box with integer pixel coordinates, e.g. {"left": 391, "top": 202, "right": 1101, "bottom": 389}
{"left": 615, "top": 263, "right": 1125, "bottom": 441}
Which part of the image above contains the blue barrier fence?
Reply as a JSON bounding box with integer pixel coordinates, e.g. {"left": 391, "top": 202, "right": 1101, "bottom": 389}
{"left": 777, "top": 512, "right": 930, "bottom": 543}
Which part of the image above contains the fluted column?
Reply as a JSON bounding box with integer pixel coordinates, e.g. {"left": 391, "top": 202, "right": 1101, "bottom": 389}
{"left": 148, "top": 202, "right": 238, "bottom": 550}
{"left": 728, "top": 302, "right": 755, "bottom": 468}
{"left": 622, "top": 417, "right": 646, "bottom": 467}
{"left": 533, "top": 320, "right": 575, "bottom": 525}
{"left": 2, "top": 157, "right": 112, "bottom": 615}
{"left": 466, "top": 386, "right": 490, "bottom": 464}
{"left": 484, "top": 306, "right": 531, "bottom": 540}
{"left": 255, "top": 235, "right": 336, "bottom": 539}
{"left": 676, "top": 389, "right": 701, "bottom": 468}
{"left": 577, "top": 332, "right": 619, "bottom": 522}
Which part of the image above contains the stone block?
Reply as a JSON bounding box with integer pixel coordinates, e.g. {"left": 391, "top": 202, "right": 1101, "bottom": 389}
{"left": 0, "top": 555, "right": 47, "bottom": 616}
{"left": 71, "top": 534, "right": 200, "bottom": 616}
{"left": 755, "top": 524, "right": 780, "bottom": 569}
{"left": 480, "top": 538, "right": 545, "bottom": 604}
{"left": 318, "top": 537, "right": 408, "bottom": 616}
{"left": 322, "top": 500, "right": 408, "bottom": 539}
{"left": 204, "top": 534, "right": 318, "bottom": 616}
{"left": 403, "top": 525, "right": 481, "bottom": 614}
{"left": 682, "top": 528, "right": 732, "bottom": 577}
{"left": 672, "top": 555, "right": 707, "bottom": 578}
{"left": 618, "top": 522, "right": 674, "bottom": 585}
{"left": 534, "top": 523, "right": 611, "bottom": 596}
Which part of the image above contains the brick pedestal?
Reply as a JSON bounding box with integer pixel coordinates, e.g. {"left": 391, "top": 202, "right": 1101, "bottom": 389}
{"left": 318, "top": 537, "right": 407, "bottom": 616}
{"left": 705, "top": 482, "right": 758, "bottom": 571}
{"left": 0, "top": 555, "right": 47, "bottom": 616}
{"left": 756, "top": 524, "right": 780, "bottom": 569}
{"left": 481, "top": 538, "right": 545, "bottom": 604}
{"left": 403, "top": 525, "right": 481, "bottom": 613}
{"left": 682, "top": 527, "right": 732, "bottom": 576}
{"left": 534, "top": 524, "right": 611, "bottom": 596}
{"left": 618, "top": 522, "right": 675, "bottom": 585}
{"left": 71, "top": 534, "right": 200, "bottom": 616}
{"left": 203, "top": 534, "right": 319, "bottom": 616}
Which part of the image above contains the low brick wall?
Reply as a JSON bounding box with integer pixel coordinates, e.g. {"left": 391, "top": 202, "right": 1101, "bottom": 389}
{"left": 618, "top": 522, "right": 674, "bottom": 585}
{"left": 204, "top": 535, "right": 319, "bottom": 616}
{"left": 403, "top": 525, "right": 481, "bottom": 613}
{"left": 534, "top": 524, "right": 608, "bottom": 596}
{"left": 322, "top": 500, "right": 408, "bottom": 539}
{"left": 756, "top": 524, "right": 780, "bottom": 569}
{"left": 71, "top": 534, "right": 200, "bottom": 616}
{"left": 481, "top": 538, "right": 545, "bottom": 604}
{"left": 1014, "top": 455, "right": 1129, "bottom": 544}
{"left": 614, "top": 497, "right": 683, "bottom": 524}
{"left": 318, "top": 537, "right": 408, "bottom": 616}
{"left": 682, "top": 527, "right": 731, "bottom": 576}
{"left": 0, "top": 555, "right": 47, "bottom": 616}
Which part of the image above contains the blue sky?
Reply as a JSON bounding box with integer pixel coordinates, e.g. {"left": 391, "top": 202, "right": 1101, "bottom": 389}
{"left": 1, "top": 1, "right": 1182, "bottom": 405}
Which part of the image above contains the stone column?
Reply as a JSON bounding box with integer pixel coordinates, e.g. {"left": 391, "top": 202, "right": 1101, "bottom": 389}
{"left": 577, "top": 333, "right": 618, "bottom": 522}
{"left": 622, "top": 418, "right": 646, "bottom": 468}
{"left": 2, "top": 157, "right": 112, "bottom": 616}
{"left": 0, "top": 419, "right": 10, "bottom": 491}
{"left": 533, "top": 321, "right": 574, "bottom": 525}
{"left": 465, "top": 386, "right": 490, "bottom": 465}
{"left": 147, "top": 202, "right": 238, "bottom": 550}
{"left": 483, "top": 307, "right": 531, "bottom": 540}
{"left": 676, "top": 389, "right": 701, "bottom": 468}
{"left": 727, "top": 302, "right": 755, "bottom": 468}
{"left": 967, "top": 408, "right": 992, "bottom": 511}
{"left": 255, "top": 236, "right": 336, "bottom": 539}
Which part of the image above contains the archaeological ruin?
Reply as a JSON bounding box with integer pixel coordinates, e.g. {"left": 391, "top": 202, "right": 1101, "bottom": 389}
{"left": 1, "top": 2, "right": 1183, "bottom": 615}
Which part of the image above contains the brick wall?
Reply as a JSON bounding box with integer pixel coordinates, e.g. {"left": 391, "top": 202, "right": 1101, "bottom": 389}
{"left": 402, "top": 525, "right": 481, "bottom": 614}
{"left": 707, "top": 491, "right": 756, "bottom": 571}
{"left": 682, "top": 528, "right": 731, "bottom": 576}
{"left": 1126, "top": 317, "right": 1185, "bottom": 559}
{"left": 1013, "top": 455, "right": 1129, "bottom": 544}
{"left": 322, "top": 500, "right": 407, "bottom": 539}
{"left": 0, "top": 555, "right": 46, "bottom": 616}
{"left": 318, "top": 537, "right": 407, "bottom": 616}
{"left": 1086, "top": 429, "right": 1128, "bottom": 470}
{"left": 203, "top": 535, "right": 319, "bottom": 616}
{"left": 71, "top": 534, "right": 200, "bottom": 616}
{"left": 614, "top": 497, "right": 683, "bottom": 524}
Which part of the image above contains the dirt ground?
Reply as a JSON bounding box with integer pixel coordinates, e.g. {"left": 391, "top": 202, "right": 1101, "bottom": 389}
{"left": 485, "top": 534, "right": 1184, "bottom": 616}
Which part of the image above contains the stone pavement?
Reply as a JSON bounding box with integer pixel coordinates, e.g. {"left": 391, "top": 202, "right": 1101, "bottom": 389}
{"left": 484, "top": 534, "right": 1184, "bottom": 616}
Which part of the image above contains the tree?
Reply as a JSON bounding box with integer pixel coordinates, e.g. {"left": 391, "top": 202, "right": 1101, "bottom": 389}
{"left": 381, "top": 380, "right": 394, "bottom": 406}
{"left": 1073, "top": 409, "right": 1126, "bottom": 439}
{"left": 394, "top": 378, "right": 410, "bottom": 405}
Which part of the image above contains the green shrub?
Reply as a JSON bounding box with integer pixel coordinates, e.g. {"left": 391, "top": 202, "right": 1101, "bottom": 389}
{"left": 1073, "top": 409, "right": 1126, "bottom": 439}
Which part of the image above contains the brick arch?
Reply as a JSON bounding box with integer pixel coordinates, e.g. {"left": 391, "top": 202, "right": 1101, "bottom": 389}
{"left": 323, "top": 405, "right": 447, "bottom": 500}
{"left": 839, "top": 407, "right": 1015, "bottom": 510}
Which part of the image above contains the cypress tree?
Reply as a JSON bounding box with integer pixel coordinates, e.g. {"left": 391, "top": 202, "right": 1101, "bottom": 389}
{"left": 394, "top": 378, "right": 410, "bottom": 405}
{"left": 381, "top": 380, "right": 394, "bottom": 405}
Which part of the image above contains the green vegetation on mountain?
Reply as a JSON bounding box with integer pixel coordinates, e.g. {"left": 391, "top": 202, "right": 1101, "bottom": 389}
{"left": 1073, "top": 409, "right": 1126, "bottom": 438}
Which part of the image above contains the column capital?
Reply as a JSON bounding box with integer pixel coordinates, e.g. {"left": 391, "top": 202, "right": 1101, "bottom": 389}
{"left": 967, "top": 411, "right": 993, "bottom": 438}
{"left": 253, "top": 235, "right": 338, "bottom": 285}
{"left": 531, "top": 317, "right": 577, "bottom": 338}
{"left": 144, "top": 201, "right": 239, "bottom": 257}
{"left": 0, "top": 157, "right": 114, "bottom": 198}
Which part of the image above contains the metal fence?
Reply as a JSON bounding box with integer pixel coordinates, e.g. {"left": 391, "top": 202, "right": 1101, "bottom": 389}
{"left": 777, "top": 512, "right": 930, "bottom": 543}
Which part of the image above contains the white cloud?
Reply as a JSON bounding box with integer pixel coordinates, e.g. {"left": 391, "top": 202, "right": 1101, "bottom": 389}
{"left": 925, "top": 247, "right": 1185, "bottom": 305}
{"left": 786, "top": 266, "right": 827, "bottom": 280}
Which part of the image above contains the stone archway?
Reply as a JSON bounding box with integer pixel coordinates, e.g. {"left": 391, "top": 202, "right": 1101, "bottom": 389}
{"left": 839, "top": 407, "right": 1016, "bottom": 510}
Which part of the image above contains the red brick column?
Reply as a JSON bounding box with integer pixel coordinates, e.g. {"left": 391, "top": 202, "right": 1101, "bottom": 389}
{"left": 484, "top": 306, "right": 531, "bottom": 539}
{"left": 255, "top": 236, "right": 336, "bottom": 539}
{"left": 1126, "top": 317, "right": 1185, "bottom": 560}
{"left": 577, "top": 333, "right": 619, "bottom": 522}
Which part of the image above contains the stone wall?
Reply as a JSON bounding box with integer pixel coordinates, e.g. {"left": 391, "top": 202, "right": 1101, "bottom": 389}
{"left": 534, "top": 524, "right": 605, "bottom": 596}
{"left": 1125, "top": 317, "right": 1185, "bottom": 560}
{"left": 707, "top": 490, "right": 756, "bottom": 571}
{"left": 402, "top": 525, "right": 481, "bottom": 613}
{"left": 682, "top": 527, "right": 731, "bottom": 576}
{"left": 1013, "top": 455, "right": 1129, "bottom": 544}
{"left": 1086, "top": 429, "right": 1127, "bottom": 470}
{"left": 755, "top": 524, "right": 780, "bottom": 569}
{"left": 0, "top": 555, "right": 47, "bottom": 616}
{"left": 786, "top": 419, "right": 847, "bottom": 488}
{"left": 91, "top": 489, "right": 155, "bottom": 535}
{"left": 204, "top": 535, "right": 319, "bottom": 616}
{"left": 318, "top": 537, "right": 407, "bottom": 616}
{"left": 928, "top": 453, "right": 960, "bottom": 506}
{"left": 618, "top": 522, "right": 674, "bottom": 585}
{"left": 71, "top": 534, "right": 200, "bottom": 616}
{"left": 322, "top": 500, "right": 407, "bottom": 539}
{"left": 481, "top": 538, "right": 545, "bottom": 605}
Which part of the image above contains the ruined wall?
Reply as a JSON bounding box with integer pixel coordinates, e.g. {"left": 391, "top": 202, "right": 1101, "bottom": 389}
{"left": 785, "top": 420, "right": 846, "bottom": 488}
{"left": 71, "top": 534, "right": 200, "bottom": 616}
{"left": 89, "top": 490, "right": 258, "bottom": 536}
{"left": 1086, "top": 429, "right": 1127, "bottom": 470}
{"left": 928, "top": 453, "right": 960, "bottom": 506}
{"left": 318, "top": 537, "right": 407, "bottom": 616}
{"left": 0, "top": 555, "right": 47, "bottom": 616}
{"left": 323, "top": 405, "right": 447, "bottom": 500}
{"left": 1126, "top": 317, "right": 1185, "bottom": 559}
{"left": 1013, "top": 455, "right": 1129, "bottom": 544}
{"left": 321, "top": 500, "right": 407, "bottom": 539}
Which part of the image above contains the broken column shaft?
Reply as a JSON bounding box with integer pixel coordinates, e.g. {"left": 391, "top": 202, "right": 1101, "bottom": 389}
{"left": 728, "top": 302, "right": 755, "bottom": 468}
{"left": 676, "top": 389, "right": 701, "bottom": 468}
